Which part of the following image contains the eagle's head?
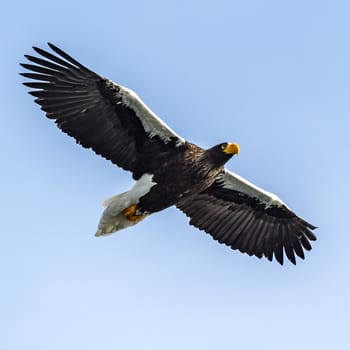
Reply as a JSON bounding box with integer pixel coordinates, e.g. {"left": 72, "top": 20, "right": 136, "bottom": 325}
{"left": 206, "top": 142, "right": 240, "bottom": 167}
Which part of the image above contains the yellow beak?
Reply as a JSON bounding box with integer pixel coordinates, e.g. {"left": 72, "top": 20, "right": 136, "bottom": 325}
{"left": 223, "top": 143, "right": 240, "bottom": 155}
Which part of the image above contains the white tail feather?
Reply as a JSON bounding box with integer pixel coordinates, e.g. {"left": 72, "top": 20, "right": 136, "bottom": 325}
{"left": 95, "top": 174, "right": 156, "bottom": 237}
{"left": 101, "top": 192, "right": 127, "bottom": 207}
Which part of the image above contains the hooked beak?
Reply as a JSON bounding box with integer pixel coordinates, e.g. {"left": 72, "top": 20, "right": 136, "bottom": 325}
{"left": 223, "top": 143, "right": 240, "bottom": 155}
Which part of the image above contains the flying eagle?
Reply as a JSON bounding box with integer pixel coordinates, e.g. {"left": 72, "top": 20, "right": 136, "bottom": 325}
{"left": 21, "top": 43, "right": 317, "bottom": 265}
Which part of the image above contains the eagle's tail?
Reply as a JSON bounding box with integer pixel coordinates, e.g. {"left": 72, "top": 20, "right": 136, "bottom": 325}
{"left": 95, "top": 192, "right": 142, "bottom": 236}
{"left": 95, "top": 174, "right": 155, "bottom": 237}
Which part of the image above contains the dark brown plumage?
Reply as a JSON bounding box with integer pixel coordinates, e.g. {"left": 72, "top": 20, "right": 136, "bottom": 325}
{"left": 21, "top": 43, "right": 317, "bottom": 265}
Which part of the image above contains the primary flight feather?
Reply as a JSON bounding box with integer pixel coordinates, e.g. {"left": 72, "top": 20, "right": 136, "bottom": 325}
{"left": 21, "top": 43, "right": 317, "bottom": 265}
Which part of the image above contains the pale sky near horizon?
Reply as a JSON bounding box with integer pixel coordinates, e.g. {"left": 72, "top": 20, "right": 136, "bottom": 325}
{"left": 1, "top": 1, "right": 350, "bottom": 349}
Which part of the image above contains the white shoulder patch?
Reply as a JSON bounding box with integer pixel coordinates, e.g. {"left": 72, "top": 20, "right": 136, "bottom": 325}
{"left": 217, "top": 169, "right": 286, "bottom": 208}
{"left": 118, "top": 85, "right": 185, "bottom": 145}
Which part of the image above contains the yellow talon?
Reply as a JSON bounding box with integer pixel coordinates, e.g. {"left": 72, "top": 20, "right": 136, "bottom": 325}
{"left": 122, "top": 204, "right": 145, "bottom": 222}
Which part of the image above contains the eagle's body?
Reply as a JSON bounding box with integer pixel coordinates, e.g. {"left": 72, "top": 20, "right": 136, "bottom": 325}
{"left": 138, "top": 143, "right": 227, "bottom": 212}
{"left": 21, "top": 43, "right": 317, "bottom": 265}
{"left": 99, "top": 142, "right": 233, "bottom": 235}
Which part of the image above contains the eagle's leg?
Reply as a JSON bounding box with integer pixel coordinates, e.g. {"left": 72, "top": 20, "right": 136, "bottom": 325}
{"left": 122, "top": 204, "right": 146, "bottom": 222}
{"left": 95, "top": 174, "right": 156, "bottom": 236}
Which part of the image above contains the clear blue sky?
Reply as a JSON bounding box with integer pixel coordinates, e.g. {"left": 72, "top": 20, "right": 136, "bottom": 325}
{"left": 2, "top": 1, "right": 349, "bottom": 349}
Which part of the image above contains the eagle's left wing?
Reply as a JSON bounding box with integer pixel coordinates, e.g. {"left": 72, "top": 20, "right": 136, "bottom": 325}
{"left": 20, "top": 43, "right": 185, "bottom": 178}
{"left": 177, "top": 169, "right": 317, "bottom": 265}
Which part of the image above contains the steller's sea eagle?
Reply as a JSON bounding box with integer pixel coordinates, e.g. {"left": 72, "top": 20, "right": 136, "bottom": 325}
{"left": 21, "top": 43, "right": 317, "bottom": 265}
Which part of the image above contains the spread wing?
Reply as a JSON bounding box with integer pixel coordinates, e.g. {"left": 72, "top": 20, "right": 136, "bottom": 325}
{"left": 21, "top": 43, "right": 185, "bottom": 178}
{"left": 177, "top": 169, "right": 317, "bottom": 265}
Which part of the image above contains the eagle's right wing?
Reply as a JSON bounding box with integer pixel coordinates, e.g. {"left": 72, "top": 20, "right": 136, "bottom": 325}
{"left": 177, "top": 169, "right": 317, "bottom": 265}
